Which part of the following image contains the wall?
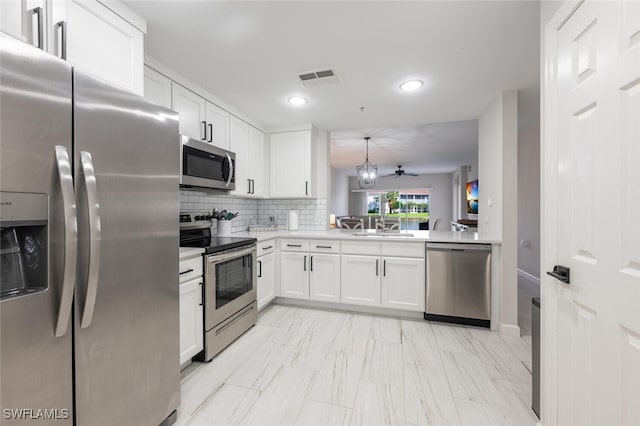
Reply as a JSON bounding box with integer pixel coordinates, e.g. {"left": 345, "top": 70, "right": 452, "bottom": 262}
{"left": 518, "top": 122, "right": 541, "bottom": 278}
{"left": 347, "top": 173, "right": 453, "bottom": 225}
{"left": 330, "top": 167, "right": 350, "bottom": 216}
{"left": 180, "top": 189, "right": 328, "bottom": 232}
{"left": 478, "top": 90, "right": 519, "bottom": 333}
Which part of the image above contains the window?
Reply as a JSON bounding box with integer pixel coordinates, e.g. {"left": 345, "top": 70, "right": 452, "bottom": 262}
{"left": 366, "top": 189, "right": 430, "bottom": 230}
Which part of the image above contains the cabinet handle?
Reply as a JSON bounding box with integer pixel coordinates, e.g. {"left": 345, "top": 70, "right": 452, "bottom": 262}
{"left": 304, "top": 255, "right": 307, "bottom": 271}
{"left": 247, "top": 178, "right": 251, "bottom": 194}
{"left": 310, "top": 256, "right": 313, "bottom": 272}
{"left": 376, "top": 259, "right": 379, "bottom": 276}
{"left": 251, "top": 179, "right": 255, "bottom": 194}
{"left": 287, "top": 244, "right": 302, "bottom": 248}
{"left": 208, "top": 123, "right": 213, "bottom": 142}
{"left": 258, "top": 260, "right": 262, "bottom": 278}
{"left": 201, "top": 121, "right": 207, "bottom": 140}
{"left": 56, "top": 21, "right": 67, "bottom": 60}
{"left": 316, "top": 245, "right": 332, "bottom": 249}
{"left": 179, "top": 268, "right": 194, "bottom": 275}
{"left": 199, "top": 282, "right": 203, "bottom": 306}
{"left": 305, "top": 181, "right": 309, "bottom": 196}
{"left": 383, "top": 260, "right": 386, "bottom": 277}
{"left": 32, "top": 7, "right": 44, "bottom": 50}
{"left": 262, "top": 245, "right": 273, "bottom": 250}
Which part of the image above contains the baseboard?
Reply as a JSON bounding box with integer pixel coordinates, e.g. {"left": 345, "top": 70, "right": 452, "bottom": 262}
{"left": 518, "top": 268, "right": 541, "bottom": 285}
{"left": 273, "top": 297, "right": 424, "bottom": 320}
{"left": 499, "top": 323, "right": 521, "bottom": 337}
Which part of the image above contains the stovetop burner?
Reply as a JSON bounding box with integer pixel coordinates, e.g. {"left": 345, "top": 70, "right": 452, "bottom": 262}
{"left": 179, "top": 211, "right": 256, "bottom": 254}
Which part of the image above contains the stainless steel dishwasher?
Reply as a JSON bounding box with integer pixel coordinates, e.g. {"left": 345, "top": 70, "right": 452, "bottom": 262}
{"left": 425, "top": 242, "right": 491, "bottom": 327}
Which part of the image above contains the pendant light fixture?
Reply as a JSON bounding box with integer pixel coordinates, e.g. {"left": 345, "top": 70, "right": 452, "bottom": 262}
{"left": 356, "top": 136, "right": 377, "bottom": 189}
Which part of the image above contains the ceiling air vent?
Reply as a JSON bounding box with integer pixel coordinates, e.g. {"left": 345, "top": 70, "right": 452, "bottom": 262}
{"left": 297, "top": 69, "right": 339, "bottom": 87}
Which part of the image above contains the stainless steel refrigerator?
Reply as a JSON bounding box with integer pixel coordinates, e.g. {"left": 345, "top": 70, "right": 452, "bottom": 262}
{"left": 0, "top": 34, "right": 180, "bottom": 425}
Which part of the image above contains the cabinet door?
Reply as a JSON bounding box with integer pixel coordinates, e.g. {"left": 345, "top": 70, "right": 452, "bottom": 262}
{"left": 280, "top": 252, "right": 309, "bottom": 299}
{"left": 179, "top": 278, "right": 204, "bottom": 365}
{"left": 51, "top": 0, "right": 144, "bottom": 94}
{"left": 381, "top": 257, "right": 425, "bottom": 311}
{"left": 340, "top": 255, "right": 380, "bottom": 306}
{"left": 269, "top": 131, "right": 311, "bottom": 197}
{"left": 172, "top": 82, "right": 206, "bottom": 141}
{"left": 230, "top": 116, "right": 249, "bottom": 195}
{"left": 205, "top": 101, "right": 230, "bottom": 149}
{"left": 257, "top": 253, "right": 275, "bottom": 310}
{"left": 309, "top": 253, "right": 340, "bottom": 302}
{"left": 144, "top": 66, "right": 171, "bottom": 109}
{"left": 0, "top": 0, "right": 45, "bottom": 46}
{"left": 248, "top": 126, "right": 265, "bottom": 197}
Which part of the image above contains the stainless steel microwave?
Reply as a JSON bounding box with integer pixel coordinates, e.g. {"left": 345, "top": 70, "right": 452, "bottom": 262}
{"left": 180, "top": 136, "right": 235, "bottom": 191}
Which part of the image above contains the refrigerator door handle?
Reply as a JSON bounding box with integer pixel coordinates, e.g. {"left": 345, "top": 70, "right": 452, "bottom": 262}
{"left": 54, "top": 145, "right": 78, "bottom": 337}
{"left": 79, "top": 151, "right": 102, "bottom": 329}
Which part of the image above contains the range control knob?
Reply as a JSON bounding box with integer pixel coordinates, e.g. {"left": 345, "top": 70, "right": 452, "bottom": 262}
{"left": 195, "top": 215, "right": 202, "bottom": 220}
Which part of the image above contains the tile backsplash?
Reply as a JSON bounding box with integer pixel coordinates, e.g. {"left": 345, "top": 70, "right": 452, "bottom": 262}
{"left": 180, "top": 189, "right": 328, "bottom": 233}
{"left": 257, "top": 199, "right": 328, "bottom": 231}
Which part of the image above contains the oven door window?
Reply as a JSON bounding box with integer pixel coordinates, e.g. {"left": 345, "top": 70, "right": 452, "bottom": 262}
{"left": 215, "top": 254, "right": 253, "bottom": 309}
{"left": 183, "top": 145, "right": 230, "bottom": 181}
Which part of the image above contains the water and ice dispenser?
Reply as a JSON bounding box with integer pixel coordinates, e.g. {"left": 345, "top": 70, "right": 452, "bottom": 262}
{"left": 0, "top": 192, "right": 48, "bottom": 300}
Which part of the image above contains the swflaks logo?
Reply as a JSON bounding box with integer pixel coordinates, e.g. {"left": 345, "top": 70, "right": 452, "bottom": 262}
{"left": 2, "top": 408, "right": 70, "bottom": 420}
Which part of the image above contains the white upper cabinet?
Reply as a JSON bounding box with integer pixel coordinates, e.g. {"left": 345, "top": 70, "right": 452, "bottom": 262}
{"left": 205, "top": 102, "right": 230, "bottom": 150}
{"left": 230, "top": 116, "right": 249, "bottom": 196}
{"left": 248, "top": 126, "right": 265, "bottom": 197}
{"left": 269, "top": 130, "right": 312, "bottom": 198}
{"left": 143, "top": 66, "right": 171, "bottom": 109}
{"left": 50, "top": 0, "right": 145, "bottom": 95}
{"left": 172, "top": 83, "right": 206, "bottom": 141}
{"left": 0, "top": 0, "right": 45, "bottom": 47}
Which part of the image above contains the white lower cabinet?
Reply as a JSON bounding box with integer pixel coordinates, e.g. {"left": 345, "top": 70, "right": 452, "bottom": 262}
{"left": 257, "top": 252, "right": 275, "bottom": 309}
{"left": 179, "top": 277, "right": 203, "bottom": 365}
{"left": 280, "top": 252, "right": 309, "bottom": 299}
{"left": 340, "top": 255, "right": 381, "bottom": 307}
{"left": 309, "top": 253, "right": 340, "bottom": 302}
{"left": 381, "top": 257, "right": 425, "bottom": 311}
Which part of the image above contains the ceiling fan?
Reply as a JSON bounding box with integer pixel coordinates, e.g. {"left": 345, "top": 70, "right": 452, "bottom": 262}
{"left": 387, "top": 165, "right": 419, "bottom": 177}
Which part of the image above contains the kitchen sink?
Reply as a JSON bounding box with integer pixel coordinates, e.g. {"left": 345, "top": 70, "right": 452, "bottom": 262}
{"left": 351, "top": 232, "right": 415, "bottom": 238}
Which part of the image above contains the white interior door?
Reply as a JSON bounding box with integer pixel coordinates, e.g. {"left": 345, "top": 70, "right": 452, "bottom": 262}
{"left": 548, "top": 1, "right": 640, "bottom": 424}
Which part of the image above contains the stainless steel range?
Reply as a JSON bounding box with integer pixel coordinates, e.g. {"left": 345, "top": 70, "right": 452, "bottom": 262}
{"left": 179, "top": 212, "right": 257, "bottom": 361}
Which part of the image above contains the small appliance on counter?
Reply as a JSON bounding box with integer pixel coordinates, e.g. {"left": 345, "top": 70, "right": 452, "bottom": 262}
{"left": 179, "top": 211, "right": 257, "bottom": 360}
{"left": 287, "top": 210, "right": 299, "bottom": 231}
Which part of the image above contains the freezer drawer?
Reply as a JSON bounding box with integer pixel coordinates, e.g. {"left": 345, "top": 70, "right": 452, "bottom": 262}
{"left": 425, "top": 243, "right": 491, "bottom": 327}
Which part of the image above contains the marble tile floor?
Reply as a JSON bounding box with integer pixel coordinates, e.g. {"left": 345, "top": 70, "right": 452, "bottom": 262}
{"left": 177, "top": 305, "right": 538, "bottom": 426}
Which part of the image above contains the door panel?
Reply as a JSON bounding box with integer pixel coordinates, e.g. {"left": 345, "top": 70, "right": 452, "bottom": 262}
{"left": 553, "top": 2, "right": 640, "bottom": 424}
{"left": 0, "top": 34, "right": 73, "bottom": 426}
{"left": 280, "top": 252, "right": 308, "bottom": 299}
{"left": 172, "top": 82, "right": 206, "bottom": 141}
{"left": 73, "top": 69, "right": 180, "bottom": 426}
{"left": 340, "top": 255, "right": 380, "bottom": 306}
{"left": 309, "top": 253, "right": 340, "bottom": 302}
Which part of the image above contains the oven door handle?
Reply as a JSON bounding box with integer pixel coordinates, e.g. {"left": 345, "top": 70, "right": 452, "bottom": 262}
{"left": 207, "top": 245, "right": 256, "bottom": 264}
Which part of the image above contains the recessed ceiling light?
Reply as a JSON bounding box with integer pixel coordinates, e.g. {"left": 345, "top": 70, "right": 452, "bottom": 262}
{"left": 288, "top": 96, "right": 307, "bottom": 106}
{"left": 399, "top": 80, "right": 424, "bottom": 92}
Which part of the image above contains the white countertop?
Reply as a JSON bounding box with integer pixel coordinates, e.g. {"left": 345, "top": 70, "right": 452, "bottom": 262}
{"left": 179, "top": 247, "right": 205, "bottom": 259}
{"left": 230, "top": 229, "right": 500, "bottom": 244}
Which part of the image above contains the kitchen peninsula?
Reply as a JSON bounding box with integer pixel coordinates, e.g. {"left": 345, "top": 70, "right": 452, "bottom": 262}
{"left": 232, "top": 229, "right": 504, "bottom": 332}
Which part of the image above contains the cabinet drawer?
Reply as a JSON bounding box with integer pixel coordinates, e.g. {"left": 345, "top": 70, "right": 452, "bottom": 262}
{"left": 179, "top": 256, "right": 203, "bottom": 283}
{"left": 382, "top": 242, "right": 425, "bottom": 258}
{"left": 258, "top": 239, "right": 276, "bottom": 256}
{"left": 341, "top": 241, "right": 381, "bottom": 256}
{"left": 309, "top": 240, "right": 340, "bottom": 254}
{"left": 280, "top": 239, "right": 309, "bottom": 252}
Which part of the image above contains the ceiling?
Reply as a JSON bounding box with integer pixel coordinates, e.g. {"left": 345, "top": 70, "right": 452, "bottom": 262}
{"left": 123, "top": 1, "right": 540, "bottom": 133}
{"left": 330, "top": 120, "right": 479, "bottom": 176}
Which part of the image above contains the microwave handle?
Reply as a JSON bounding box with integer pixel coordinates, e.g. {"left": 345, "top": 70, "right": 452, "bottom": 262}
{"left": 225, "top": 153, "right": 234, "bottom": 188}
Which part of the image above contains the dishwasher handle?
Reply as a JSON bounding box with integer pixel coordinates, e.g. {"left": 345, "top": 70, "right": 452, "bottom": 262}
{"left": 426, "top": 243, "right": 491, "bottom": 252}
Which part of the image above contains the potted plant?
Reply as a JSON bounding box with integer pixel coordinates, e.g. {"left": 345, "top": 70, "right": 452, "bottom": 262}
{"left": 211, "top": 209, "right": 239, "bottom": 236}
